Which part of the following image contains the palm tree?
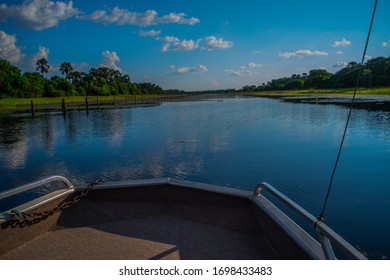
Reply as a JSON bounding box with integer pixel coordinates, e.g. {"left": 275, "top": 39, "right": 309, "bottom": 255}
{"left": 36, "top": 58, "right": 50, "bottom": 78}
{"left": 60, "top": 62, "right": 73, "bottom": 82}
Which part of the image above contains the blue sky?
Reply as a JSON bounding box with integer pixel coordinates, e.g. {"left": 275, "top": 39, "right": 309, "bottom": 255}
{"left": 1, "top": 0, "right": 389, "bottom": 91}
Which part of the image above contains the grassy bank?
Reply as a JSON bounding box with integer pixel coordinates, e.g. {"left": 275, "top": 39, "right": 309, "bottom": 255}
{"left": 1, "top": 88, "right": 390, "bottom": 112}
{"left": 237, "top": 87, "right": 390, "bottom": 96}
{"left": 0, "top": 94, "right": 173, "bottom": 111}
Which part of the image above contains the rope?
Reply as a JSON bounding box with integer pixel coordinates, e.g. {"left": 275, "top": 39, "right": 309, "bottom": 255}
{"left": 317, "top": 0, "right": 379, "bottom": 224}
{"left": 0, "top": 210, "right": 26, "bottom": 219}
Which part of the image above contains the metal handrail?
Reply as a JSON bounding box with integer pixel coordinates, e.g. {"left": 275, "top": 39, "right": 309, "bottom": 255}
{"left": 254, "top": 182, "right": 367, "bottom": 260}
{"left": 0, "top": 175, "right": 74, "bottom": 200}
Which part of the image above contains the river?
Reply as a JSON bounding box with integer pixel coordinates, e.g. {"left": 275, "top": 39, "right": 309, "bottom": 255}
{"left": 0, "top": 95, "right": 389, "bottom": 259}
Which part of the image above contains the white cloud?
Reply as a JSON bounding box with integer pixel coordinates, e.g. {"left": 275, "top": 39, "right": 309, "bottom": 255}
{"left": 333, "top": 38, "right": 351, "bottom": 47}
{"left": 161, "top": 36, "right": 201, "bottom": 52}
{"left": 30, "top": 45, "right": 50, "bottom": 68}
{"left": 163, "top": 36, "right": 180, "bottom": 43}
{"left": 250, "top": 50, "right": 260, "bottom": 54}
{"left": 279, "top": 49, "right": 328, "bottom": 59}
{"left": 382, "top": 40, "right": 390, "bottom": 47}
{"left": 225, "top": 66, "right": 256, "bottom": 76}
{"left": 279, "top": 51, "right": 296, "bottom": 59}
{"left": 78, "top": 7, "right": 199, "bottom": 27}
{"left": 0, "top": 30, "right": 25, "bottom": 64}
{"left": 100, "top": 50, "right": 122, "bottom": 72}
{"left": 332, "top": 61, "right": 348, "bottom": 68}
{"left": 196, "top": 64, "right": 208, "bottom": 73}
{"left": 203, "top": 36, "right": 233, "bottom": 51}
{"left": 0, "top": 0, "right": 79, "bottom": 31}
{"left": 139, "top": 29, "right": 161, "bottom": 37}
{"left": 35, "top": 46, "right": 50, "bottom": 60}
{"left": 160, "top": 35, "right": 234, "bottom": 52}
{"left": 30, "top": 45, "right": 58, "bottom": 72}
{"left": 247, "top": 62, "right": 262, "bottom": 68}
{"left": 157, "top": 12, "right": 200, "bottom": 25}
{"left": 168, "top": 64, "right": 208, "bottom": 75}
{"left": 336, "top": 50, "right": 344, "bottom": 55}
{"left": 177, "top": 67, "right": 190, "bottom": 74}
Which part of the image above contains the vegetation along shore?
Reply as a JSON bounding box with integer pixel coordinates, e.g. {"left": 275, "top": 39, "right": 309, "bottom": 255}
{"left": 1, "top": 56, "right": 389, "bottom": 113}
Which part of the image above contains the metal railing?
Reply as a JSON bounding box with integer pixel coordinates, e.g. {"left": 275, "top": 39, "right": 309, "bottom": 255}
{"left": 0, "top": 176, "right": 75, "bottom": 222}
{"left": 0, "top": 175, "right": 74, "bottom": 200}
{"left": 254, "top": 182, "right": 367, "bottom": 260}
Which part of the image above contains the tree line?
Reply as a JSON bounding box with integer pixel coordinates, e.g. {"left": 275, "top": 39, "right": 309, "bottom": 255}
{"left": 0, "top": 58, "right": 164, "bottom": 98}
{"left": 242, "top": 56, "right": 390, "bottom": 92}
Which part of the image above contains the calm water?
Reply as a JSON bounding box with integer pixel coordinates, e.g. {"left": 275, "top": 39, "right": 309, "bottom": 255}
{"left": 1, "top": 96, "right": 389, "bottom": 259}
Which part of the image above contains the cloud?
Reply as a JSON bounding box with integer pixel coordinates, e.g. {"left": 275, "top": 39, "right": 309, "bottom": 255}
{"left": 279, "top": 49, "right": 328, "bottom": 59}
{"left": 0, "top": 30, "right": 25, "bottom": 64}
{"left": 168, "top": 64, "right": 208, "bottom": 75}
{"left": 225, "top": 62, "right": 265, "bottom": 76}
{"left": 157, "top": 12, "right": 200, "bottom": 25}
{"left": 100, "top": 50, "right": 122, "bottom": 72}
{"left": 247, "top": 62, "right": 262, "bottom": 68}
{"left": 139, "top": 29, "right": 161, "bottom": 37}
{"left": 29, "top": 45, "right": 59, "bottom": 72}
{"left": 331, "top": 61, "right": 348, "bottom": 68}
{"left": 34, "top": 46, "right": 50, "bottom": 61}
{"left": 382, "top": 40, "right": 390, "bottom": 47}
{"left": 0, "top": 0, "right": 79, "bottom": 31}
{"left": 336, "top": 50, "right": 344, "bottom": 55}
{"left": 250, "top": 50, "right": 260, "bottom": 54}
{"left": 333, "top": 38, "right": 351, "bottom": 47}
{"left": 159, "top": 35, "right": 234, "bottom": 52}
{"left": 30, "top": 45, "right": 50, "bottom": 67}
{"left": 225, "top": 66, "right": 256, "bottom": 77}
{"left": 161, "top": 36, "right": 201, "bottom": 52}
{"left": 203, "top": 36, "right": 233, "bottom": 51}
{"left": 78, "top": 7, "right": 199, "bottom": 27}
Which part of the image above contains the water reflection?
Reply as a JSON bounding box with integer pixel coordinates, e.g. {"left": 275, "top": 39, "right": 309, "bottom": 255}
{"left": 0, "top": 137, "right": 28, "bottom": 170}
{"left": 0, "top": 116, "right": 28, "bottom": 145}
{"left": 91, "top": 109, "right": 127, "bottom": 146}
{"left": 0, "top": 117, "right": 29, "bottom": 169}
{"left": 0, "top": 97, "right": 389, "bottom": 258}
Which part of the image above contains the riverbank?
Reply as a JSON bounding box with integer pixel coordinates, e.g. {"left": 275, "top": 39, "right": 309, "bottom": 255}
{"left": 236, "top": 88, "right": 390, "bottom": 112}
{"left": 2, "top": 88, "right": 390, "bottom": 115}
{"left": 236, "top": 87, "right": 390, "bottom": 97}
{"left": 0, "top": 94, "right": 191, "bottom": 115}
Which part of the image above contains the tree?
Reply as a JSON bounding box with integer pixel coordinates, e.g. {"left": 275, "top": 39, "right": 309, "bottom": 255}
{"left": 23, "top": 72, "right": 45, "bottom": 98}
{"left": 138, "top": 83, "right": 164, "bottom": 95}
{"left": 36, "top": 58, "right": 50, "bottom": 78}
{"left": 365, "top": 57, "right": 390, "bottom": 86}
{"left": 0, "top": 59, "right": 23, "bottom": 97}
{"left": 59, "top": 62, "right": 74, "bottom": 82}
{"left": 291, "top": 78, "right": 304, "bottom": 89}
{"left": 330, "top": 62, "right": 361, "bottom": 88}
{"left": 305, "top": 69, "right": 333, "bottom": 88}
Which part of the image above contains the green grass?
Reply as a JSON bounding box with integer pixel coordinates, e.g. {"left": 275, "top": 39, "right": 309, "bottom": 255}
{"left": 0, "top": 95, "right": 166, "bottom": 111}
{"left": 1, "top": 88, "right": 389, "bottom": 112}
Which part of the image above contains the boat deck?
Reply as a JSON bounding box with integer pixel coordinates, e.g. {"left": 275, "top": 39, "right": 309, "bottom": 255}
{"left": 1, "top": 182, "right": 323, "bottom": 260}
{"left": 1, "top": 187, "right": 282, "bottom": 260}
{"left": 2, "top": 211, "right": 279, "bottom": 259}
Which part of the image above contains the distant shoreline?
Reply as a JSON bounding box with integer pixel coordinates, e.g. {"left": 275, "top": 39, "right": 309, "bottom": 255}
{"left": 1, "top": 89, "right": 390, "bottom": 115}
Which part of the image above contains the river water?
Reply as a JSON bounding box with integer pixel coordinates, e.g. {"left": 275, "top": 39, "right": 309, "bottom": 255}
{"left": 0, "top": 95, "right": 389, "bottom": 259}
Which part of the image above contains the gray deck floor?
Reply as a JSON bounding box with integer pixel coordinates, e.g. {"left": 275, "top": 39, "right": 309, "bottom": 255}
{"left": 2, "top": 214, "right": 280, "bottom": 260}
